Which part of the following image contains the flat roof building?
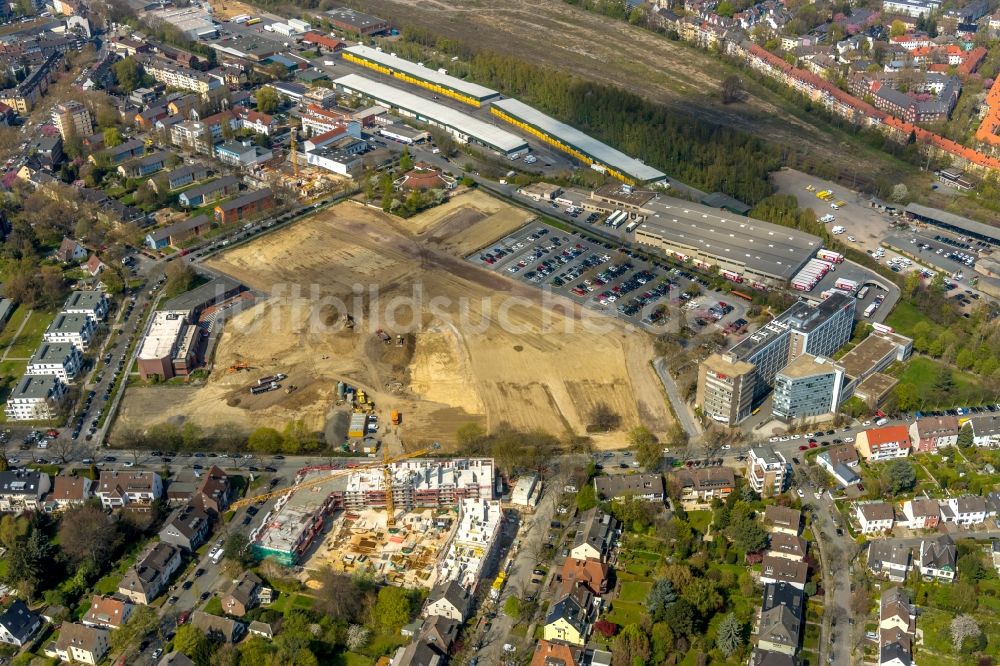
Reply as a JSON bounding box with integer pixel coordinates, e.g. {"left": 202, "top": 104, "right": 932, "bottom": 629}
{"left": 325, "top": 7, "right": 390, "bottom": 35}
{"left": 27, "top": 342, "right": 83, "bottom": 382}
{"left": 633, "top": 196, "right": 821, "bottom": 286}
{"left": 333, "top": 74, "right": 528, "bottom": 157}
{"left": 697, "top": 352, "right": 757, "bottom": 426}
{"left": 342, "top": 45, "right": 499, "bottom": 106}
{"left": 137, "top": 311, "right": 204, "bottom": 381}
{"left": 772, "top": 354, "right": 845, "bottom": 421}
{"left": 5, "top": 374, "right": 67, "bottom": 421}
{"left": 904, "top": 202, "right": 1000, "bottom": 247}
{"left": 491, "top": 98, "right": 667, "bottom": 185}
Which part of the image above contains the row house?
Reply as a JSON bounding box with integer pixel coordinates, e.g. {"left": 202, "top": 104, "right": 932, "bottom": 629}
{"left": 868, "top": 541, "right": 912, "bottom": 582}
{"left": 96, "top": 471, "right": 163, "bottom": 509}
{"left": 764, "top": 506, "right": 801, "bottom": 536}
{"left": 214, "top": 188, "right": 274, "bottom": 225}
{"left": 542, "top": 584, "right": 594, "bottom": 647}
{"left": 909, "top": 415, "right": 959, "bottom": 452}
{"left": 152, "top": 164, "right": 209, "bottom": 192}
{"left": 967, "top": 414, "right": 1000, "bottom": 447}
{"left": 117, "top": 151, "right": 170, "bottom": 179}
{"left": 879, "top": 587, "right": 916, "bottom": 666}
{"left": 178, "top": 175, "right": 241, "bottom": 208}
{"left": 856, "top": 425, "right": 911, "bottom": 462}
{"left": 918, "top": 535, "right": 956, "bottom": 582}
{"left": 0, "top": 470, "right": 51, "bottom": 512}
{"left": 47, "top": 475, "right": 93, "bottom": 510}
{"left": 671, "top": 466, "right": 736, "bottom": 505}
{"left": 940, "top": 496, "right": 988, "bottom": 526}
{"left": 768, "top": 533, "right": 807, "bottom": 562}
{"left": 900, "top": 498, "right": 940, "bottom": 529}
{"left": 144, "top": 214, "right": 210, "bottom": 250}
{"left": 856, "top": 502, "right": 895, "bottom": 534}
{"left": 118, "top": 541, "right": 181, "bottom": 605}
{"left": 756, "top": 582, "right": 803, "bottom": 657}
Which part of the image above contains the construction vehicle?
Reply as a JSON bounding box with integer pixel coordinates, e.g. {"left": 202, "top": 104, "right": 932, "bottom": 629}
{"left": 285, "top": 385, "right": 297, "bottom": 394}
{"left": 228, "top": 361, "right": 251, "bottom": 373}
{"left": 345, "top": 315, "right": 355, "bottom": 329}
{"left": 375, "top": 329, "right": 391, "bottom": 343}
{"left": 391, "top": 410, "right": 401, "bottom": 425}
{"left": 250, "top": 382, "right": 280, "bottom": 395}
{"left": 229, "top": 444, "right": 440, "bottom": 512}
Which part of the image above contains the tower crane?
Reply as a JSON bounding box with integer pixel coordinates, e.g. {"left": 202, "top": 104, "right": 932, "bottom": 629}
{"left": 230, "top": 444, "right": 439, "bottom": 515}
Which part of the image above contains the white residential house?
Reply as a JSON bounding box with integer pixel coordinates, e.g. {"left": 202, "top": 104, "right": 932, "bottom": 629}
{"left": 4, "top": 374, "right": 67, "bottom": 421}
{"left": 867, "top": 541, "right": 912, "bottom": 582}
{"left": 900, "top": 498, "right": 940, "bottom": 529}
{"left": 0, "top": 470, "right": 51, "bottom": 512}
{"left": 42, "top": 312, "right": 95, "bottom": 351}
{"left": 942, "top": 496, "right": 988, "bottom": 526}
{"left": 856, "top": 502, "right": 895, "bottom": 534}
{"left": 62, "top": 290, "right": 110, "bottom": 322}
{"left": 26, "top": 342, "right": 84, "bottom": 382}
{"left": 967, "top": 415, "right": 1000, "bottom": 448}
{"left": 95, "top": 471, "right": 163, "bottom": 509}
{"left": 919, "top": 536, "right": 956, "bottom": 582}
{"left": 0, "top": 600, "right": 42, "bottom": 647}
{"left": 47, "top": 622, "right": 109, "bottom": 665}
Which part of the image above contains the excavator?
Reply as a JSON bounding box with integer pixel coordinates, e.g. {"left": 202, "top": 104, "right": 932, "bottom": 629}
{"left": 231, "top": 444, "right": 440, "bottom": 527}
{"left": 227, "top": 360, "right": 252, "bottom": 373}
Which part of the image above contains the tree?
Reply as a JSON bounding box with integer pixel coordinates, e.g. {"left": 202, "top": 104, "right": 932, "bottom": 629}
{"left": 5, "top": 528, "right": 52, "bottom": 597}
{"left": 58, "top": 505, "right": 120, "bottom": 567}
{"left": 374, "top": 586, "right": 414, "bottom": 634}
{"left": 173, "top": 625, "right": 213, "bottom": 665}
{"left": 589, "top": 402, "right": 621, "bottom": 431}
{"left": 950, "top": 614, "right": 981, "bottom": 652}
{"left": 112, "top": 57, "right": 144, "bottom": 93}
{"left": 504, "top": 595, "right": 523, "bottom": 621}
{"left": 646, "top": 578, "right": 678, "bottom": 621}
{"left": 716, "top": 612, "right": 744, "bottom": 656}
{"left": 890, "top": 19, "right": 907, "bottom": 37}
{"left": 248, "top": 427, "right": 283, "bottom": 454}
{"left": 345, "top": 624, "right": 370, "bottom": 651}
{"left": 0, "top": 515, "right": 28, "bottom": 549}
{"left": 256, "top": 86, "right": 280, "bottom": 114}
{"left": 886, "top": 460, "right": 916, "bottom": 494}
{"left": 315, "top": 568, "right": 368, "bottom": 623}
{"left": 612, "top": 624, "right": 650, "bottom": 666}
{"left": 891, "top": 183, "right": 909, "bottom": 202}
{"left": 399, "top": 147, "right": 413, "bottom": 172}
{"left": 681, "top": 577, "right": 722, "bottom": 616}
{"left": 103, "top": 127, "right": 122, "bottom": 148}
{"left": 727, "top": 511, "right": 768, "bottom": 553}
{"left": 629, "top": 426, "right": 660, "bottom": 469}
{"left": 721, "top": 75, "right": 743, "bottom": 104}
{"left": 576, "top": 484, "right": 598, "bottom": 512}
{"left": 163, "top": 260, "right": 197, "bottom": 298}
{"left": 110, "top": 606, "right": 159, "bottom": 657}
{"left": 661, "top": 598, "right": 696, "bottom": 636}
{"left": 223, "top": 532, "right": 253, "bottom": 569}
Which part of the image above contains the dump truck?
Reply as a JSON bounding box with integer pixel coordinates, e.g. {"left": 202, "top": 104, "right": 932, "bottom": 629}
{"left": 391, "top": 410, "right": 401, "bottom": 425}
{"left": 348, "top": 412, "right": 368, "bottom": 439}
{"left": 250, "top": 382, "right": 280, "bottom": 395}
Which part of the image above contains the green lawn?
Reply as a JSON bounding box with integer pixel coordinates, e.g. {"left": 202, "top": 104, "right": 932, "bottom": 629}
{"left": 895, "top": 356, "right": 991, "bottom": 408}
{"left": 885, "top": 300, "right": 936, "bottom": 337}
{"left": 618, "top": 580, "right": 651, "bottom": 603}
{"left": 687, "top": 509, "right": 712, "bottom": 535}
{"left": 604, "top": 599, "right": 644, "bottom": 626}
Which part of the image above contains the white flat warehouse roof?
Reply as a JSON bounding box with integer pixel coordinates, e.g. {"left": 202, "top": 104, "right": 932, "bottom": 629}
{"left": 491, "top": 98, "right": 667, "bottom": 184}
{"left": 343, "top": 45, "right": 500, "bottom": 101}
{"left": 334, "top": 74, "right": 528, "bottom": 155}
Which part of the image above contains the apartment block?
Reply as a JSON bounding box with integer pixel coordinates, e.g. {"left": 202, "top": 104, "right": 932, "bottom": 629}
{"left": 696, "top": 353, "right": 756, "bottom": 426}
{"left": 772, "top": 354, "right": 845, "bottom": 421}
{"left": 747, "top": 446, "right": 788, "bottom": 496}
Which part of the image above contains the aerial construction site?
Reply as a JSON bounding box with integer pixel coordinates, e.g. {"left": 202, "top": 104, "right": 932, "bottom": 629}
{"left": 250, "top": 457, "right": 500, "bottom": 588}
{"left": 116, "top": 190, "right": 673, "bottom": 448}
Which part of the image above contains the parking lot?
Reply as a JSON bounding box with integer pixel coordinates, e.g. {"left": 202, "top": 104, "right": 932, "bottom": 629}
{"left": 885, "top": 230, "right": 981, "bottom": 277}
{"left": 466, "top": 222, "right": 749, "bottom": 333}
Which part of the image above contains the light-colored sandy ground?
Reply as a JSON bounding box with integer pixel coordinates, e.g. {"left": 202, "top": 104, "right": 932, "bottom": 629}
{"left": 117, "top": 192, "right": 673, "bottom": 447}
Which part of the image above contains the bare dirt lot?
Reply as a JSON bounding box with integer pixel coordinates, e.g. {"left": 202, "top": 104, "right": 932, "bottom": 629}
{"left": 117, "top": 191, "right": 673, "bottom": 448}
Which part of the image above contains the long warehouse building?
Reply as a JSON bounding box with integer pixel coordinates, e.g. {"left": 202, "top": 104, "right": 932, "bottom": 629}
{"left": 632, "top": 196, "right": 820, "bottom": 286}
{"left": 333, "top": 74, "right": 528, "bottom": 157}
{"left": 490, "top": 98, "right": 667, "bottom": 186}
{"left": 341, "top": 45, "right": 500, "bottom": 107}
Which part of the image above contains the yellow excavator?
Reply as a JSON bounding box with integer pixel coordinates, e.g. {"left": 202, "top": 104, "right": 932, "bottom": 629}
{"left": 231, "top": 445, "right": 439, "bottom": 526}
